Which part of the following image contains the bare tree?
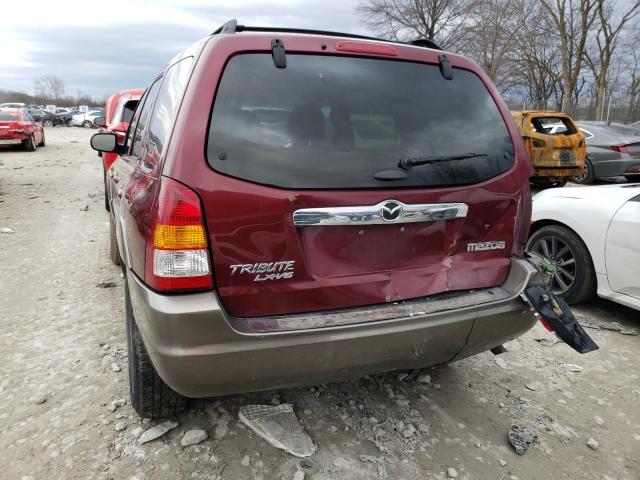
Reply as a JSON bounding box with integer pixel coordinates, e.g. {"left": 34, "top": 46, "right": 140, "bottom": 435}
{"left": 358, "top": 0, "right": 477, "bottom": 49}
{"left": 513, "top": 0, "right": 564, "bottom": 108}
{"left": 462, "top": 0, "right": 521, "bottom": 89}
{"left": 585, "top": 0, "right": 640, "bottom": 120}
{"left": 34, "top": 75, "right": 66, "bottom": 101}
{"left": 624, "top": 30, "right": 640, "bottom": 121}
{"left": 539, "top": 0, "right": 599, "bottom": 113}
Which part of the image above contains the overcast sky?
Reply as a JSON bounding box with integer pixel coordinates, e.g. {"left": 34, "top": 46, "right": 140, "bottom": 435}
{"left": 1, "top": 0, "right": 372, "bottom": 100}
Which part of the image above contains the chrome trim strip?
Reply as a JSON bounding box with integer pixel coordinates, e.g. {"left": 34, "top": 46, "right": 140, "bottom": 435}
{"left": 293, "top": 200, "right": 468, "bottom": 226}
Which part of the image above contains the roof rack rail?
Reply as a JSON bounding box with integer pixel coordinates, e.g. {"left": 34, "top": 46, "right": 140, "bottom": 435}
{"left": 211, "top": 19, "right": 442, "bottom": 51}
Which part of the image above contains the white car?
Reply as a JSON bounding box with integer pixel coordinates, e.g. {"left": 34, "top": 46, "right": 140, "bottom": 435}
{"left": 71, "top": 110, "right": 103, "bottom": 128}
{"left": 528, "top": 184, "right": 640, "bottom": 310}
{"left": 0, "top": 102, "right": 26, "bottom": 108}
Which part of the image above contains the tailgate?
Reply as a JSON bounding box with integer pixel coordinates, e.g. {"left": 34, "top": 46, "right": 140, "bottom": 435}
{"left": 203, "top": 184, "right": 521, "bottom": 318}
{"left": 525, "top": 115, "right": 586, "bottom": 168}
{"left": 199, "top": 52, "right": 526, "bottom": 318}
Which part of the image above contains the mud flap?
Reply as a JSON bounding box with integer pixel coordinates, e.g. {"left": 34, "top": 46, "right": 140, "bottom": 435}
{"left": 523, "top": 286, "right": 599, "bottom": 354}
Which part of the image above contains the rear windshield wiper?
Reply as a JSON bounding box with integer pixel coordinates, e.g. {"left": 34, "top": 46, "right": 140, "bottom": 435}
{"left": 398, "top": 152, "right": 488, "bottom": 170}
{"left": 373, "top": 152, "right": 489, "bottom": 181}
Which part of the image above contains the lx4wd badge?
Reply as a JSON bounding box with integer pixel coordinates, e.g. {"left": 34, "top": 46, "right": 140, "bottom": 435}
{"left": 230, "top": 261, "right": 295, "bottom": 282}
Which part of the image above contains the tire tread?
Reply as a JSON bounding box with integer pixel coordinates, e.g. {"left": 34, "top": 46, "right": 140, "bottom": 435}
{"left": 126, "top": 283, "right": 187, "bottom": 418}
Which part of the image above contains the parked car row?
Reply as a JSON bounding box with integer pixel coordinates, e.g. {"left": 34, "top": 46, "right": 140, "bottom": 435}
{"left": 90, "top": 21, "right": 598, "bottom": 418}
{"left": 0, "top": 102, "right": 105, "bottom": 128}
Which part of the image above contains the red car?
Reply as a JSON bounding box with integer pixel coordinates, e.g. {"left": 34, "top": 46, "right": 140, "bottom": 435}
{"left": 90, "top": 22, "right": 593, "bottom": 418}
{"left": 0, "top": 108, "right": 45, "bottom": 151}
{"left": 99, "top": 89, "right": 144, "bottom": 210}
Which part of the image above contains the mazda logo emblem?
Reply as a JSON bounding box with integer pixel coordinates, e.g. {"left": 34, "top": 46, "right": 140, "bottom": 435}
{"left": 380, "top": 200, "right": 403, "bottom": 222}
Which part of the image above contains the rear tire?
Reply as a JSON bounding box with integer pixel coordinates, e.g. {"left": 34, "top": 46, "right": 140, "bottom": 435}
{"left": 527, "top": 225, "right": 596, "bottom": 304}
{"left": 43, "top": 119, "right": 53, "bottom": 128}
{"left": 126, "top": 281, "right": 188, "bottom": 418}
{"left": 23, "top": 134, "right": 37, "bottom": 151}
{"left": 38, "top": 131, "right": 46, "bottom": 147}
{"left": 570, "top": 158, "right": 595, "bottom": 184}
{"left": 109, "top": 215, "right": 121, "bottom": 266}
{"left": 82, "top": 120, "right": 92, "bottom": 128}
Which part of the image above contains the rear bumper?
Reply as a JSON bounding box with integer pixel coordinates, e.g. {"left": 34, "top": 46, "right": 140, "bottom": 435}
{"left": 0, "top": 138, "right": 24, "bottom": 145}
{"left": 128, "top": 257, "right": 539, "bottom": 398}
{"left": 532, "top": 166, "right": 582, "bottom": 178}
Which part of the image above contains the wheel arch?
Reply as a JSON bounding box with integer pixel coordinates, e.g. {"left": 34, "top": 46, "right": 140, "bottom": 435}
{"left": 529, "top": 218, "right": 576, "bottom": 237}
{"left": 528, "top": 219, "right": 591, "bottom": 258}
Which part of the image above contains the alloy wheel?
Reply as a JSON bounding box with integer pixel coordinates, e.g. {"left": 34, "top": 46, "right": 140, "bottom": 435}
{"left": 571, "top": 158, "right": 592, "bottom": 184}
{"left": 530, "top": 235, "right": 577, "bottom": 295}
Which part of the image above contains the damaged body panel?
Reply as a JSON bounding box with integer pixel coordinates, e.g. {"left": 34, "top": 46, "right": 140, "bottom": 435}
{"left": 512, "top": 110, "right": 586, "bottom": 183}
{"left": 127, "top": 256, "right": 540, "bottom": 398}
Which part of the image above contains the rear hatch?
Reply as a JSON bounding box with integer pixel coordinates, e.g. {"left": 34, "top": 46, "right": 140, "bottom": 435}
{"left": 522, "top": 114, "right": 586, "bottom": 169}
{"left": 201, "top": 52, "right": 526, "bottom": 318}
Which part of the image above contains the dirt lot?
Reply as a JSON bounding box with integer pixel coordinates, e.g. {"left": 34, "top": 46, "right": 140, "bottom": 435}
{"left": 0, "top": 127, "right": 639, "bottom": 480}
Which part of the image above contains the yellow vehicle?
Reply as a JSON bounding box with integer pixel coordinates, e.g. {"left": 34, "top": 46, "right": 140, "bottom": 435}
{"left": 512, "top": 110, "right": 586, "bottom": 187}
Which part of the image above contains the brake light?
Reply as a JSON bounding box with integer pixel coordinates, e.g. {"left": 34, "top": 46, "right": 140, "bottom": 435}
{"left": 611, "top": 144, "right": 640, "bottom": 157}
{"left": 145, "top": 177, "right": 212, "bottom": 292}
{"left": 335, "top": 41, "right": 399, "bottom": 56}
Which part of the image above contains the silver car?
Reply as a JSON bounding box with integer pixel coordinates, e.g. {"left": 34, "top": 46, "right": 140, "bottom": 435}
{"left": 571, "top": 121, "right": 640, "bottom": 183}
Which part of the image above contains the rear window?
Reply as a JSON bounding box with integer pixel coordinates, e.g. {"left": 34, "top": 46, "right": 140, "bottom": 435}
{"left": 530, "top": 117, "right": 576, "bottom": 135}
{"left": 207, "top": 54, "right": 514, "bottom": 189}
{"left": 0, "top": 111, "right": 19, "bottom": 121}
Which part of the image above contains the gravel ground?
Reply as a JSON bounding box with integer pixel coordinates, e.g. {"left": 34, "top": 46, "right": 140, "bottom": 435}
{"left": 1, "top": 127, "right": 639, "bottom": 480}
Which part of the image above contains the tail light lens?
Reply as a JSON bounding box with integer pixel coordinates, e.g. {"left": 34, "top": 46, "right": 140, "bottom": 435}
{"left": 612, "top": 144, "right": 640, "bottom": 157}
{"left": 145, "top": 177, "right": 213, "bottom": 292}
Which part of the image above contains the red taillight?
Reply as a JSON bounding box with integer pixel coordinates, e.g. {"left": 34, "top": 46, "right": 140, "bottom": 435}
{"left": 611, "top": 144, "right": 640, "bottom": 157}
{"left": 539, "top": 316, "right": 554, "bottom": 332}
{"left": 145, "top": 177, "right": 213, "bottom": 292}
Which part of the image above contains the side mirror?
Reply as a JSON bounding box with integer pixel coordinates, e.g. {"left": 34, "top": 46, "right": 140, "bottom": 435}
{"left": 90, "top": 132, "right": 118, "bottom": 152}
{"left": 93, "top": 116, "right": 106, "bottom": 128}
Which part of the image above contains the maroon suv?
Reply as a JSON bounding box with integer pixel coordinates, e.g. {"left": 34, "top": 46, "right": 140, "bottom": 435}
{"left": 91, "top": 21, "right": 543, "bottom": 418}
